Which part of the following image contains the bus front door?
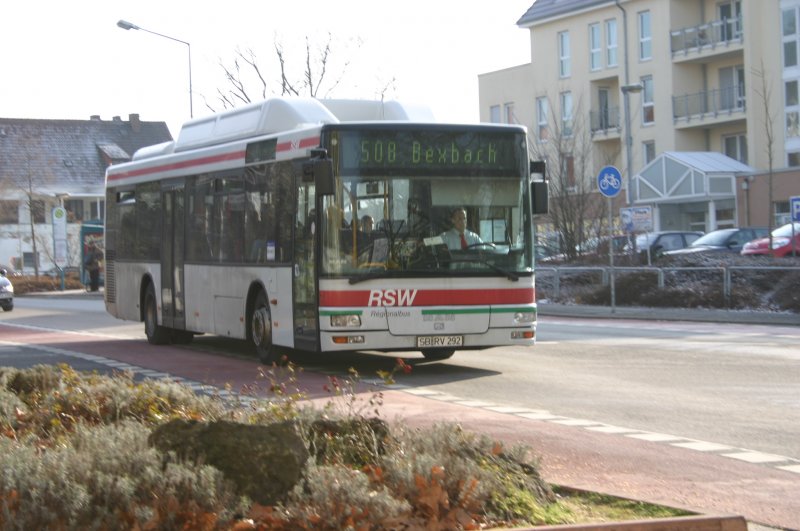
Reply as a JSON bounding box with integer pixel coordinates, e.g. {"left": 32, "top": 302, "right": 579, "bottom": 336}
{"left": 293, "top": 181, "right": 318, "bottom": 351}
{"left": 160, "top": 183, "right": 187, "bottom": 332}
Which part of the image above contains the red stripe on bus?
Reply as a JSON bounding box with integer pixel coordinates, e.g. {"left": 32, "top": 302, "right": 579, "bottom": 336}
{"left": 276, "top": 136, "right": 320, "bottom": 153}
{"left": 319, "top": 288, "right": 534, "bottom": 307}
{"left": 107, "top": 150, "right": 246, "bottom": 181}
{"left": 107, "top": 135, "right": 319, "bottom": 181}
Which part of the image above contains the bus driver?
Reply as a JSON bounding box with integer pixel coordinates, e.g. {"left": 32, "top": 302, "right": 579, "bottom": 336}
{"left": 440, "top": 207, "right": 483, "bottom": 250}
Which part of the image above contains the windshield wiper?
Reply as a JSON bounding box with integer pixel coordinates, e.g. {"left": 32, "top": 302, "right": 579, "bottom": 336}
{"left": 448, "top": 258, "right": 519, "bottom": 281}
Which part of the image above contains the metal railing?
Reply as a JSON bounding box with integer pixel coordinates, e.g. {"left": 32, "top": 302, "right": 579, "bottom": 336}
{"left": 672, "top": 86, "right": 745, "bottom": 121}
{"left": 536, "top": 265, "right": 800, "bottom": 307}
{"left": 589, "top": 106, "right": 620, "bottom": 135}
{"left": 670, "top": 15, "right": 743, "bottom": 56}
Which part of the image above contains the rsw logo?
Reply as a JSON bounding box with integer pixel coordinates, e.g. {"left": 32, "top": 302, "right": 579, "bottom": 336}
{"left": 367, "top": 289, "right": 418, "bottom": 307}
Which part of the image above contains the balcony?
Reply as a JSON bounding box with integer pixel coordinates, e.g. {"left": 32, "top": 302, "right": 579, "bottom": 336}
{"left": 672, "top": 86, "right": 746, "bottom": 127}
{"left": 589, "top": 106, "right": 621, "bottom": 139}
{"left": 670, "top": 15, "right": 743, "bottom": 61}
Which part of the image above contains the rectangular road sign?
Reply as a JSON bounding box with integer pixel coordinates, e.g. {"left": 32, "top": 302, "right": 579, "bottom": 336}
{"left": 791, "top": 195, "right": 800, "bottom": 222}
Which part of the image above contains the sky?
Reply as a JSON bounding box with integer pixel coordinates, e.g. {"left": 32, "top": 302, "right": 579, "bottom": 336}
{"left": 0, "top": 1, "right": 533, "bottom": 138}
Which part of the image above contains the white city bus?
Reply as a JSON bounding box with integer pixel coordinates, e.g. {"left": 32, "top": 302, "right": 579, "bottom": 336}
{"left": 104, "top": 97, "right": 548, "bottom": 364}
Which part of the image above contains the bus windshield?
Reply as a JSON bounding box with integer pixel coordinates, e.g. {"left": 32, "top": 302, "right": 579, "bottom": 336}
{"left": 319, "top": 126, "right": 533, "bottom": 280}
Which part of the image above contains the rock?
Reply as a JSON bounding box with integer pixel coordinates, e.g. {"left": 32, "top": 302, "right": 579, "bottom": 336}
{"left": 149, "top": 419, "right": 308, "bottom": 505}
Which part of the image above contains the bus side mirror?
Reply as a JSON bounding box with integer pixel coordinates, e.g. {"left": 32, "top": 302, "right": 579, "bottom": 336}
{"left": 530, "top": 160, "right": 548, "bottom": 215}
{"left": 304, "top": 150, "right": 335, "bottom": 195}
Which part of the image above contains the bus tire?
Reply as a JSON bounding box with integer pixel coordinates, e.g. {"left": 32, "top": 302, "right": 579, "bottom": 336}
{"left": 144, "top": 284, "right": 170, "bottom": 345}
{"left": 251, "top": 291, "right": 280, "bottom": 365}
{"left": 421, "top": 348, "right": 455, "bottom": 361}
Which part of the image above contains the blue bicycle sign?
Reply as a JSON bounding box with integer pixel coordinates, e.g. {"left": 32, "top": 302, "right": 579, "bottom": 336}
{"left": 597, "top": 165, "right": 622, "bottom": 197}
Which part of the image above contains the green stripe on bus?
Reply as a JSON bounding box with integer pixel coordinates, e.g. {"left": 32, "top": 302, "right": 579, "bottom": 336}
{"left": 421, "top": 307, "right": 536, "bottom": 315}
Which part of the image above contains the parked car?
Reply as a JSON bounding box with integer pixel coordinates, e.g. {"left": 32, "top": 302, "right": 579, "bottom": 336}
{"left": 626, "top": 231, "right": 704, "bottom": 261}
{"left": 580, "top": 235, "right": 633, "bottom": 257}
{"left": 0, "top": 264, "right": 20, "bottom": 276}
{"left": 0, "top": 269, "right": 13, "bottom": 312}
{"left": 663, "top": 227, "right": 768, "bottom": 256}
{"left": 740, "top": 222, "right": 800, "bottom": 257}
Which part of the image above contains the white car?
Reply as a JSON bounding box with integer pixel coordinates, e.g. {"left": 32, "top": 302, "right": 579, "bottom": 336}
{"left": 0, "top": 269, "right": 13, "bottom": 312}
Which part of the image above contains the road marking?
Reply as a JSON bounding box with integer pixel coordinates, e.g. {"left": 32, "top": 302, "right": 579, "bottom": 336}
{"left": 672, "top": 441, "right": 734, "bottom": 452}
{"left": 722, "top": 451, "right": 791, "bottom": 464}
{"left": 627, "top": 432, "right": 685, "bottom": 442}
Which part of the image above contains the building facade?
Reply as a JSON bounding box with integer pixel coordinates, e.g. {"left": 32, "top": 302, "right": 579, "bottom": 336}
{"left": 479, "top": 0, "right": 800, "bottom": 233}
{"left": 0, "top": 115, "right": 172, "bottom": 274}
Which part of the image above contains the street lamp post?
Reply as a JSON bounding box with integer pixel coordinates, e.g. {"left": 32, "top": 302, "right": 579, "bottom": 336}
{"left": 117, "top": 19, "right": 193, "bottom": 118}
{"left": 620, "top": 82, "right": 643, "bottom": 206}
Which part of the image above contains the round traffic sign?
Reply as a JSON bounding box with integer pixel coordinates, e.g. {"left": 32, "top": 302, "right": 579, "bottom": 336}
{"left": 597, "top": 165, "right": 622, "bottom": 198}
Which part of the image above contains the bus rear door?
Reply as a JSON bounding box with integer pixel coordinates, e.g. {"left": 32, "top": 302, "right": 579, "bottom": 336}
{"left": 160, "top": 180, "right": 187, "bottom": 332}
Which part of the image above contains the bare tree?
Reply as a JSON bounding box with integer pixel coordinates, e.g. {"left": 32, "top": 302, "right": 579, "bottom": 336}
{"left": 529, "top": 96, "right": 609, "bottom": 260}
{"left": 1, "top": 140, "right": 46, "bottom": 278}
{"left": 753, "top": 61, "right": 777, "bottom": 254}
{"left": 206, "top": 33, "right": 360, "bottom": 112}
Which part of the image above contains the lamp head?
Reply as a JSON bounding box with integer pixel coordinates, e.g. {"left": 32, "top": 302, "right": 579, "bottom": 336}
{"left": 117, "top": 20, "right": 139, "bottom": 31}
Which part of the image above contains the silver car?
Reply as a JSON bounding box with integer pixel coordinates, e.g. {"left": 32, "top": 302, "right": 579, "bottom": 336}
{"left": 0, "top": 269, "right": 13, "bottom": 312}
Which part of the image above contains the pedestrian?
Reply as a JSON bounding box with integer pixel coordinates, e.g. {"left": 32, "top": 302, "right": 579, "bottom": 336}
{"left": 84, "top": 244, "right": 102, "bottom": 292}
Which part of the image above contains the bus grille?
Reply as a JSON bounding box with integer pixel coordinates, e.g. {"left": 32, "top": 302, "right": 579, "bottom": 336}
{"left": 105, "top": 250, "right": 116, "bottom": 303}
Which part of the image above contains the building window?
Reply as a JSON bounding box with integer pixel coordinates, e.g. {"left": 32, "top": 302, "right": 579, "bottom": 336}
{"left": 0, "top": 200, "right": 16, "bottom": 224}
{"left": 785, "top": 79, "right": 800, "bottom": 139}
{"left": 560, "top": 92, "right": 573, "bottom": 137}
{"left": 643, "top": 141, "right": 656, "bottom": 165}
{"left": 489, "top": 105, "right": 501, "bottom": 123}
{"left": 560, "top": 153, "right": 576, "bottom": 190}
{"left": 558, "top": 31, "right": 571, "bottom": 78}
{"left": 783, "top": 7, "right": 798, "bottom": 68}
{"left": 723, "top": 134, "right": 748, "bottom": 164}
{"left": 90, "top": 199, "right": 105, "bottom": 222}
{"left": 788, "top": 111, "right": 800, "bottom": 138}
{"left": 775, "top": 200, "right": 791, "bottom": 225}
{"left": 789, "top": 151, "right": 800, "bottom": 167}
{"left": 536, "top": 97, "right": 549, "bottom": 141}
{"left": 589, "top": 23, "right": 601, "bottom": 71}
{"left": 606, "top": 19, "right": 618, "bottom": 67}
{"left": 504, "top": 102, "right": 515, "bottom": 124}
{"left": 638, "top": 11, "right": 652, "bottom": 60}
{"left": 642, "top": 75, "right": 655, "bottom": 124}
{"left": 718, "top": 65, "right": 745, "bottom": 110}
{"left": 64, "top": 199, "right": 84, "bottom": 222}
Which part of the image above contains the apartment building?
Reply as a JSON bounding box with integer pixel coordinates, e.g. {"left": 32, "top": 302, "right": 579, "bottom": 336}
{"left": 479, "top": 0, "right": 800, "bottom": 232}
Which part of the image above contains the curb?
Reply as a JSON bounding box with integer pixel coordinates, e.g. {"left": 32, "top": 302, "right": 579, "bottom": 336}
{"left": 537, "top": 303, "right": 799, "bottom": 326}
{"left": 503, "top": 514, "right": 748, "bottom": 531}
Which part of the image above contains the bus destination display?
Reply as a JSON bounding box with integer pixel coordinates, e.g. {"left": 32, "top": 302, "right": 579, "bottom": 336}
{"left": 337, "top": 129, "right": 523, "bottom": 176}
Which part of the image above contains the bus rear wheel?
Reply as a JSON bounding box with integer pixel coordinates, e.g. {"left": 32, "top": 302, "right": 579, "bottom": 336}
{"left": 144, "top": 284, "right": 170, "bottom": 345}
{"left": 421, "top": 348, "right": 455, "bottom": 361}
{"left": 251, "top": 291, "right": 281, "bottom": 365}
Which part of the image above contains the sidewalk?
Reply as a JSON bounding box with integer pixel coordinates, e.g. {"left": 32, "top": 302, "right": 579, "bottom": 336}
{"left": 537, "top": 301, "right": 799, "bottom": 326}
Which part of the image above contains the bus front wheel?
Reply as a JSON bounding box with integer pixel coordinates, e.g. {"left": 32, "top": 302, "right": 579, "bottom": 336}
{"left": 251, "top": 291, "right": 280, "bottom": 365}
{"left": 421, "top": 348, "right": 455, "bottom": 361}
{"left": 144, "top": 284, "right": 170, "bottom": 345}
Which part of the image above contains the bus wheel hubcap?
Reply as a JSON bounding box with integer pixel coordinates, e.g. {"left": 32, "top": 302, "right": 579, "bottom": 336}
{"left": 253, "top": 307, "right": 271, "bottom": 347}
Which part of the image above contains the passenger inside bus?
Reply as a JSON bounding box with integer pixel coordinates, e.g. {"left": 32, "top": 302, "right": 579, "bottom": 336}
{"left": 440, "top": 207, "right": 483, "bottom": 250}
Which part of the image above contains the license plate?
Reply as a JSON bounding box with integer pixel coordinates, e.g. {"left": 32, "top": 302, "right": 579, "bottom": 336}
{"left": 416, "top": 335, "right": 463, "bottom": 347}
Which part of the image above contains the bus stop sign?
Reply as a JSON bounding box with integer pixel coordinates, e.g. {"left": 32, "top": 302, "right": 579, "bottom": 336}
{"left": 597, "top": 166, "right": 622, "bottom": 198}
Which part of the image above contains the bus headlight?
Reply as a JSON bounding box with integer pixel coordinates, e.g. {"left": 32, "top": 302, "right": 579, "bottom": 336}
{"left": 330, "top": 314, "right": 362, "bottom": 327}
{"left": 514, "top": 311, "right": 535, "bottom": 323}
